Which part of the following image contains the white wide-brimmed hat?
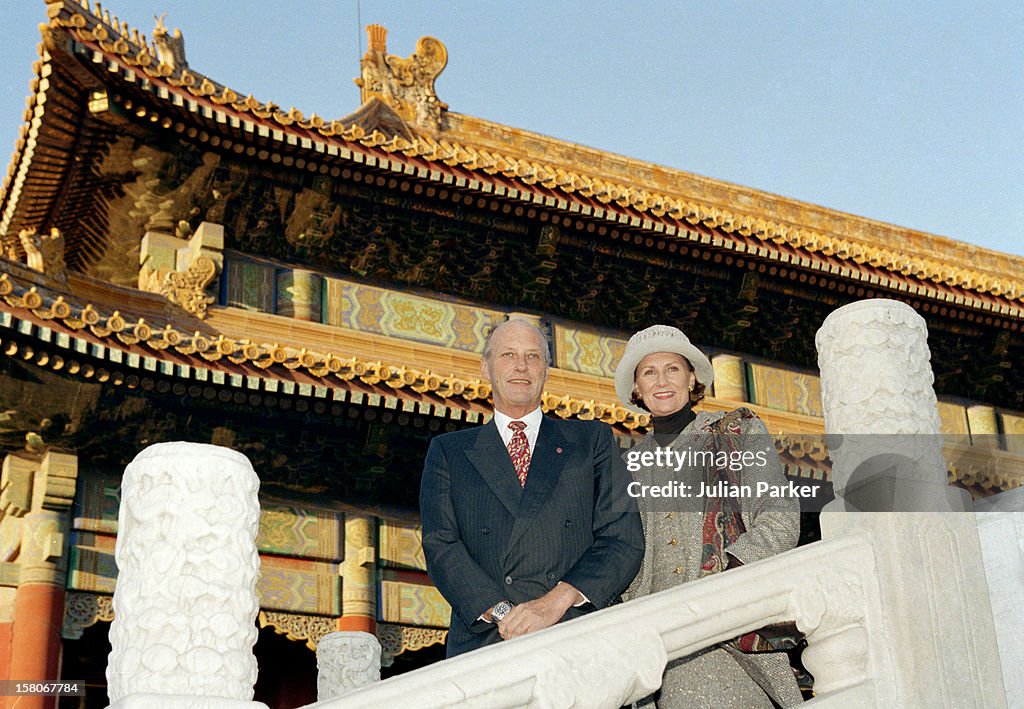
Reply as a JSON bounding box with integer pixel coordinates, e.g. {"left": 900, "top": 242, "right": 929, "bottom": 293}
{"left": 614, "top": 325, "right": 714, "bottom": 413}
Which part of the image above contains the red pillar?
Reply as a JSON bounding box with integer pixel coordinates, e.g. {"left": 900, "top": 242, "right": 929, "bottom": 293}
{"left": 1, "top": 452, "right": 77, "bottom": 709}
{"left": 0, "top": 618, "right": 13, "bottom": 709}
{"left": 8, "top": 583, "right": 64, "bottom": 709}
{"left": 0, "top": 621, "right": 11, "bottom": 678}
{"left": 339, "top": 514, "right": 377, "bottom": 635}
{"left": 336, "top": 614, "right": 376, "bottom": 633}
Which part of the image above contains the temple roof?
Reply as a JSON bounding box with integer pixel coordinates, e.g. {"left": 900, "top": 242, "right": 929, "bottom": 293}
{"left": 0, "top": 0, "right": 1021, "bottom": 416}
{"left": 1, "top": 1, "right": 1021, "bottom": 310}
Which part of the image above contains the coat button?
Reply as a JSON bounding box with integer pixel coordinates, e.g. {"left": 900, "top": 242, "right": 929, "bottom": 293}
{"left": 673, "top": 566, "right": 683, "bottom": 575}
{"left": 668, "top": 538, "right": 678, "bottom": 546}
{"left": 546, "top": 572, "right": 555, "bottom": 581}
{"left": 665, "top": 512, "right": 674, "bottom": 519}
{"left": 564, "top": 519, "right": 572, "bottom": 528}
{"left": 482, "top": 527, "right": 490, "bottom": 535}
{"left": 504, "top": 575, "right": 513, "bottom": 585}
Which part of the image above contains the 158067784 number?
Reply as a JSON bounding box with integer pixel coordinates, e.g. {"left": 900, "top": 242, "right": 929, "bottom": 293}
{"left": 0, "top": 680, "right": 86, "bottom": 696}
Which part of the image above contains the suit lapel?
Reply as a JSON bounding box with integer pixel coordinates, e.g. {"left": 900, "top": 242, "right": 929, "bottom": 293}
{"left": 466, "top": 421, "right": 523, "bottom": 517}
{"left": 504, "top": 416, "right": 569, "bottom": 556}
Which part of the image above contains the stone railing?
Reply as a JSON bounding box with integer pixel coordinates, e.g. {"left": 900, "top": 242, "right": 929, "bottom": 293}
{"left": 304, "top": 508, "right": 1012, "bottom": 709}
{"left": 302, "top": 533, "right": 890, "bottom": 708}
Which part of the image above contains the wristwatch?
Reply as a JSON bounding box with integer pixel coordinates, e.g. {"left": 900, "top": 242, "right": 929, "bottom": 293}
{"left": 491, "top": 600, "right": 514, "bottom": 622}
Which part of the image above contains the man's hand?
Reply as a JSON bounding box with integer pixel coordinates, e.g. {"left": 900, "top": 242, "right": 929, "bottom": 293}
{"left": 498, "top": 582, "right": 583, "bottom": 640}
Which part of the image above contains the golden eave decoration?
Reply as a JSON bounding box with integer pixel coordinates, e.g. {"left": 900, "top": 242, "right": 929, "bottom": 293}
{"left": 0, "top": 264, "right": 649, "bottom": 430}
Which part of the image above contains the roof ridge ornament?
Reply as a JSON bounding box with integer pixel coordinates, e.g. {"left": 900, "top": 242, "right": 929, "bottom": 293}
{"left": 19, "top": 228, "right": 67, "bottom": 283}
{"left": 353, "top": 24, "right": 448, "bottom": 134}
{"left": 153, "top": 13, "right": 187, "bottom": 74}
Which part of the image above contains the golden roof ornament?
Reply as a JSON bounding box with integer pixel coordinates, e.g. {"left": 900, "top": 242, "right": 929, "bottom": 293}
{"left": 19, "top": 228, "right": 67, "bottom": 283}
{"left": 153, "top": 13, "right": 187, "bottom": 74}
{"left": 146, "top": 256, "right": 217, "bottom": 320}
{"left": 354, "top": 25, "right": 448, "bottom": 133}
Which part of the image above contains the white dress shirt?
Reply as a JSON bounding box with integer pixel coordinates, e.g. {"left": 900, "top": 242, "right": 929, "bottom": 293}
{"left": 493, "top": 407, "right": 543, "bottom": 454}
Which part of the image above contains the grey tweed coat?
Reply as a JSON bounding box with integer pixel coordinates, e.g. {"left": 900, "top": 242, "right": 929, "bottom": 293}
{"left": 623, "top": 409, "right": 804, "bottom": 708}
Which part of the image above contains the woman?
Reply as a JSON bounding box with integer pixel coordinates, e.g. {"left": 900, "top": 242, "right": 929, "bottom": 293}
{"left": 615, "top": 324, "right": 803, "bottom": 708}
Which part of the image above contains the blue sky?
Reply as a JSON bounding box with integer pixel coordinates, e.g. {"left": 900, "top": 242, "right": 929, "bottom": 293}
{"left": 2, "top": 1, "right": 1021, "bottom": 257}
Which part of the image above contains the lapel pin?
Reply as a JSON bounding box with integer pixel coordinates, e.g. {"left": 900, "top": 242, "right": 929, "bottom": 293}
{"left": 556, "top": 447, "right": 563, "bottom": 454}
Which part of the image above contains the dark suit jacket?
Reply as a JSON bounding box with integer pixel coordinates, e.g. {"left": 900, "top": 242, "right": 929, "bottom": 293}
{"left": 419, "top": 415, "right": 644, "bottom": 656}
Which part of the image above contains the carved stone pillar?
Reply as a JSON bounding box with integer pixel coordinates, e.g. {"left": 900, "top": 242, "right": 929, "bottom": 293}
{"left": 338, "top": 514, "right": 376, "bottom": 633}
{"left": 815, "top": 298, "right": 968, "bottom": 511}
{"left": 816, "top": 300, "right": 1007, "bottom": 707}
{"left": 710, "top": 353, "right": 746, "bottom": 402}
{"left": 276, "top": 269, "right": 323, "bottom": 321}
{"left": 816, "top": 299, "right": 941, "bottom": 436}
{"left": 106, "top": 443, "right": 265, "bottom": 708}
{"left": 316, "top": 631, "right": 382, "bottom": 701}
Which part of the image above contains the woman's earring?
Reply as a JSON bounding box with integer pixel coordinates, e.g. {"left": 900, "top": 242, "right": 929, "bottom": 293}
{"left": 688, "top": 384, "right": 694, "bottom": 392}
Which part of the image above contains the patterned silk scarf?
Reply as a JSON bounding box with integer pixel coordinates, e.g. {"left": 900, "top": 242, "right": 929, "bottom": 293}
{"left": 698, "top": 408, "right": 803, "bottom": 653}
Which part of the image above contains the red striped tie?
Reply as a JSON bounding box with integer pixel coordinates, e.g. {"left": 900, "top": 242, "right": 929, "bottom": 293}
{"left": 507, "top": 421, "right": 530, "bottom": 487}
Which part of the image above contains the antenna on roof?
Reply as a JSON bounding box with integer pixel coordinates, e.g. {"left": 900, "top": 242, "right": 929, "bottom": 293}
{"left": 356, "top": 0, "right": 363, "bottom": 60}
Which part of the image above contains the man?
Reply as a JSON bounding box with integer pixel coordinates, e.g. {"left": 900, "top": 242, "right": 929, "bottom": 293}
{"left": 420, "top": 319, "right": 644, "bottom": 656}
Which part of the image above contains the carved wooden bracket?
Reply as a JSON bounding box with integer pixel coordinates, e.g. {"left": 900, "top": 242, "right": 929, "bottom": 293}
{"left": 258, "top": 610, "right": 337, "bottom": 652}
{"left": 376, "top": 623, "right": 447, "bottom": 667}
{"left": 62, "top": 592, "right": 115, "bottom": 640}
{"left": 158, "top": 255, "right": 216, "bottom": 319}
